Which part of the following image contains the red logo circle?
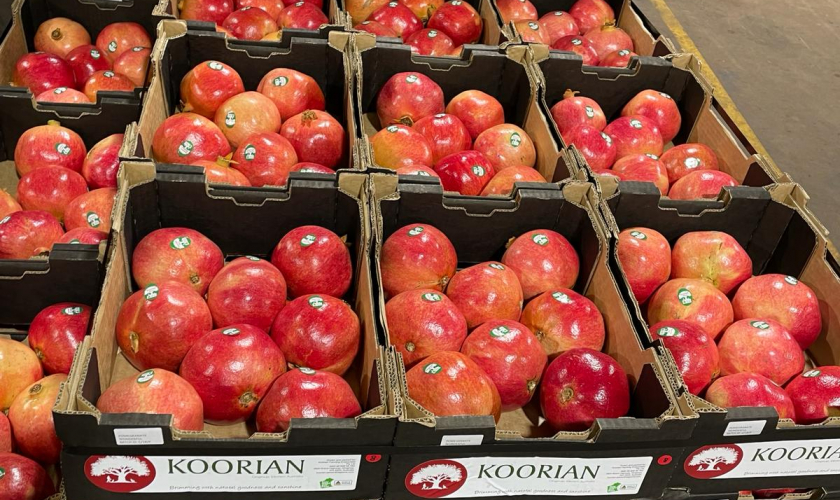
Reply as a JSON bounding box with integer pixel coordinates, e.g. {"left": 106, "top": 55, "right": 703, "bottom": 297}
{"left": 657, "top": 455, "right": 672, "bottom": 465}
{"left": 684, "top": 444, "right": 744, "bottom": 479}
{"left": 85, "top": 455, "right": 156, "bottom": 492}
{"left": 405, "top": 459, "right": 468, "bottom": 498}
{"left": 366, "top": 454, "right": 382, "bottom": 463}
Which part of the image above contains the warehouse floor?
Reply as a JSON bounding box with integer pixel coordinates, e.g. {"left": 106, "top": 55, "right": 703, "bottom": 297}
{"left": 635, "top": 0, "right": 840, "bottom": 236}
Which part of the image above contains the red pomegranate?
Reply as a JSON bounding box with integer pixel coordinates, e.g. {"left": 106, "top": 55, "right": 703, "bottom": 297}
{"left": 82, "top": 133, "right": 124, "bottom": 189}
{"left": 406, "top": 28, "right": 456, "bottom": 56}
{"left": 8, "top": 374, "right": 66, "bottom": 464}
{"left": 14, "top": 121, "right": 86, "bottom": 175}
{"left": 496, "top": 0, "right": 537, "bottom": 23}
{"left": 222, "top": 6, "right": 279, "bottom": 40}
{"left": 550, "top": 89, "right": 606, "bottom": 135}
{"left": 58, "top": 227, "right": 108, "bottom": 244}
{"left": 412, "top": 113, "right": 471, "bottom": 163}
{"left": 480, "top": 165, "right": 546, "bottom": 196}
{"left": 370, "top": 1, "right": 423, "bottom": 39}
{"left": 0, "top": 453, "right": 55, "bottom": 499}
{"left": 63, "top": 187, "right": 116, "bottom": 232}
{"left": 502, "top": 229, "right": 579, "bottom": 299}
{"left": 83, "top": 70, "right": 135, "bottom": 101}
{"left": 539, "top": 11, "right": 578, "bottom": 44}
{"left": 564, "top": 124, "right": 616, "bottom": 170}
{"left": 207, "top": 256, "right": 287, "bottom": 331}
{"left": 280, "top": 110, "right": 345, "bottom": 168}
{"left": 659, "top": 143, "right": 719, "bottom": 183}
{"left": 569, "top": 0, "right": 614, "bottom": 34}
{"left": 214, "top": 91, "right": 282, "bottom": 148}
{"left": 35, "top": 86, "right": 90, "bottom": 103}
{"left": 180, "top": 60, "right": 245, "bottom": 119}
{"left": 131, "top": 227, "right": 224, "bottom": 295}
{"left": 376, "top": 72, "right": 444, "bottom": 127}
{"left": 515, "top": 20, "right": 549, "bottom": 44}
{"left": 28, "top": 303, "right": 90, "bottom": 375}
{"left": 0, "top": 211, "right": 64, "bottom": 259}
{"left": 650, "top": 320, "right": 719, "bottom": 395}
{"left": 386, "top": 289, "right": 468, "bottom": 366}
{"left": 231, "top": 132, "right": 298, "bottom": 186}
{"left": 474, "top": 123, "right": 536, "bottom": 171}
{"left": 270, "top": 225, "right": 352, "bottom": 298}
{"left": 583, "top": 22, "right": 633, "bottom": 60}
{"left": 611, "top": 153, "right": 669, "bottom": 195}
{"left": 34, "top": 17, "right": 91, "bottom": 58}
{"left": 427, "top": 0, "right": 482, "bottom": 47}
{"left": 191, "top": 158, "right": 251, "bottom": 186}
{"left": 380, "top": 223, "right": 457, "bottom": 298}
{"left": 113, "top": 46, "right": 152, "bottom": 87}
{"left": 551, "top": 36, "right": 599, "bottom": 65}
{"left": 12, "top": 52, "right": 76, "bottom": 96}
{"left": 434, "top": 150, "right": 496, "bottom": 195}
{"left": 616, "top": 227, "right": 671, "bottom": 303}
{"left": 238, "top": 0, "right": 286, "bottom": 18}
{"left": 668, "top": 170, "right": 737, "bottom": 200}
{"left": 95, "top": 22, "right": 151, "bottom": 63}
{"left": 520, "top": 289, "right": 605, "bottom": 357}
{"left": 407, "top": 351, "right": 501, "bottom": 420}
{"left": 600, "top": 49, "right": 637, "bottom": 67}
{"left": 354, "top": 20, "right": 398, "bottom": 36}
{"left": 258, "top": 68, "right": 326, "bottom": 121}
{"left": 371, "top": 124, "right": 433, "bottom": 170}
{"left": 17, "top": 166, "right": 88, "bottom": 221}
{"left": 179, "top": 0, "right": 234, "bottom": 24}
{"left": 446, "top": 90, "right": 505, "bottom": 140}
{"left": 447, "top": 261, "right": 523, "bottom": 328}
{"left": 0, "top": 340, "right": 43, "bottom": 411}
{"left": 603, "top": 115, "right": 663, "bottom": 157}
{"left": 621, "top": 90, "right": 682, "bottom": 143}
{"left": 65, "top": 44, "right": 111, "bottom": 86}
{"left": 277, "top": 2, "right": 330, "bottom": 29}
{"left": 151, "top": 112, "right": 232, "bottom": 164}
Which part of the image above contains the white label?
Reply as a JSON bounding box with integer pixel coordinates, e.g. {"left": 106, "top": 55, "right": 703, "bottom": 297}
{"left": 85, "top": 454, "right": 361, "bottom": 493}
{"left": 683, "top": 438, "right": 840, "bottom": 480}
{"left": 440, "top": 435, "right": 484, "bottom": 446}
{"left": 723, "top": 420, "right": 766, "bottom": 437}
{"left": 405, "top": 456, "right": 652, "bottom": 497}
{"left": 114, "top": 428, "right": 165, "bottom": 446}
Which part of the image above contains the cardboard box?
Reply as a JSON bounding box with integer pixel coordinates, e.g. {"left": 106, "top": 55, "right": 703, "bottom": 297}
{"left": 127, "top": 20, "right": 360, "bottom": 175}
{"left": 0, "top": 0, "right": 170, "bottom": 101}
{"left": 663, "top": 488, "right": 840, "bottom": 500}
{"left": 52, "top": 161, "right": 394, "bottom": 499}
{"left": 600, "top": 180, "right": 840, "bottom": 493}
{"left": 532, "top": 51, "right": 784, "bottom": 202}
{"left": 171, "top": 0, "right": 348, "bottom": 33}
{"left": 497, "top": 0, "right": 675, "bottom": 57}
{"left": 355, "top": 36, "right": 579, "bottom": 185}
{"left": 369, "top": 172, "right": 692, "bottom": 499}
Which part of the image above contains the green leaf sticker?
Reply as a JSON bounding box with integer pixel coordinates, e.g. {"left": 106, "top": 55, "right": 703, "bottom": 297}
{"left": 300, "top": 234, "right": 317, "bottom": 247}
{"left": 750, "top": 320, "right": 770, "bottom": 330}
{"left": 509, "top": 132, "right": 522, "bottom": 147}
{"left": 308, "top": 295, "right": 325, "bottom": 309}
{"left": 62, "top": 306, "right": 83, "bottom": 316}
{"left": 552, "top": 291, "right": 572, "bottom": 304}
{"left": 527, "top": 21, "right": 539, "bottom": 30}
{"left": 320, "top": 478, "right": 334, "bottom": 488}
{"left": 471, "top": 165, "right": 486, "bottom": 176}
{"left": 804, "top": 369, "right": 821, "bottom": 378}
{"left": 85, "top": 211, "right": 101, "bottom": 228}
{"left": 427, "top": 30, "right": 437, "bottom": 38}
{"left": 684, "top": 157, "right": 700, "bottom": 169}
{"left": 208, "top": 61, "right": 224, "bottom": 70}
{"left": 571, "top": 38, "right": 582, "bottom": 46}
{"left": 104, "top": 71, "right": 115, "bottom": 78}
{"left": 629, "top": 119, "right": 643, "bottom": 129}
{"left": 137, "top": 370, "right": 155, "bottom": 383}
{"left": 657, "top": 326, "right": 679, "bottom": 337}
{"left": 272, "top": 76, "right": 289, "bottom": 87}
{"left": 421, "top": 292, "right": 442, "bottom": 302}
{"left": 629, "top": 230, "right": 647, "bottom": 240}
{"left": 55, "top": 143, "right": 71, "bottom": 155}
{"left": 243, "top": 144, "right": 256, "bottom": 161}
{"left": 423, "top": 362, "right": 442, "bottom": 374}
{"left": 144, "top": 284, "right": 159, "bottom": 300}
{"left": 170, "top": 236, "right": 191, "bottom": 250}
{"left": 299, "top": 367, "right": 316, "bottom": 375}
{"left": 584, "top": 106, "right": 595, "bottom": 118}
{"left": 222, "top": 328, "right": 240, "bottom": 336}
{"left": 177, "top": 140, "right": 194, "bottom": 157}
{"left": 678, "top": 288, "right": 693, "bottom": 305}
{"left": 0, "top": 466, "right": 5, "bottom": 479}
{"left": 108, "top": 41, "right": 117, "bottom": 52}
{"left": 785, "top": 276, "right": 799, "bottom": 285}
{"left": 224, "top": 111, "right": 236, "bottom": 128}
{"left": 531, "top": 233, "right": 549, "bottom": 246}
{"left": 408, "top": 226, "right": 424, "bottom": 236}
{"left": 607, "top": 482, "right": 622, "bottom": 493}
{"left": 490, "top": 325, "right": 510, "bottom": 338}
{"left": 405, "top": 74, "right": 419, "bottom": 84}
{"left": 489, "top": 263, "right": 505, "bottom": 270}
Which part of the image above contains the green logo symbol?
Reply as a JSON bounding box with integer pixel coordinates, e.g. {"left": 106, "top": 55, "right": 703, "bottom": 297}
{"left": 104, "top": 71, "right": 115, "bottom": 78}
{"left": 308, "top": 296, "right": 325, "bottom": 309}
{"left": 273, "top": 76, "right": 289, "bottom": 87}
{"left": 678, "top": 288, "right": 693, "bottom": 305}
{"left": 785, "top": 276, "right": 799, "bottom": 285}
{"left": 428, "top": 30, "right": 438, "bottom": 38}
{"left": 405, "top": 74, "right": 419, "bottom": 83}
{"left": 300, "top": 234, "right": 317, "bottom": 247}
{"left": 510, "top": 132, "right": 522, "bottom": 147}
{"left": 62, "top": 306, "right": 83, "bottom": 315}
{"left": 607, "top": 482, "right": 622, "bottom": 493}
{"left": 208, "top": 61, "right": 224, "bottom": 70}
{"left": 531, "top": 233, "right": 549, "bottom": 246}
{"left": 177, "top": 140, "right": 194, "bottom": 157}
{"left": 421, "top": 292, "right": 442, "bottom": 302}
{"left": 299, "top": 367, "right": 316, "bottom": 375}
{"left": 86, "top": 211, "right": 101, "bottom": 228}
{"left": 408, "top": 226, "right": 424, "bottom": 236}
{"left": 490, "top": 325, "right": 510, "bottom": 338}
{"left": 55, "top": 143, "right": 71, "bottom": 155}
{"left": 472, "top": 165, "right": 486, "bottom": 176}
{"left": 684, "top": 157, "right": 700, "bottom": 169}
{"left": 91, "top": 49, "right": 101, "bottom": 59}
{"left": 224, "top": 111, "right": 236, "bottom": 128}
{"left": 144, "top": 284, "right": 159, "bottom": 300}
{"left": 222, "top": 328, "right": 240, "bottom": 336}
{"left": 54, "top": 87, "right": 67, "bottom": 94}
{"left": 658, "top": 326, "right": 679, "bottom": 337}
{"left": 320, "top": 478, "right": 334, "bottom": 488}
{"left": 386, "top": 125, "right": 400, "bottom": 133}
{"left": 423, "top": 363, "right": 442, "bottom": 374}
{"left": 527, "top": 21, "right": 539, "bottom": 30}
{"left": 751, "top": 320, "right": 770, "bottom": 330}
{"left": 630, "top": 230, "right": 647, "bottom": 240}
{"left": 243, "top": 144, "right": 256, "bottom": 160}
{"left": 137, "top": 370, "right": 155, "bottom": 383}
{"left": 170, "top": 236, "right": 191, "bottom": 250}
{"left": 0, "top": 467, "right": 4, "bottom": 479}
{"left": 584, "top": 105, "right": 595, "bottom": 118}
{"left": 108, "top": 41, "right": 117, "bottom": 52}
{"left": 489, "top": 263, "right": 505, "bottom": 270}
{"left": 804, "top": 369, "right": 821, "bottom": 378}
{"left": 571, "top": 38, "right": 582, "bottom": 46}
{"left": 552, "top": 291, "right": 572, "bottom": 304}
{"left": 629, "top": 119, "right": 643, "bottom": 129}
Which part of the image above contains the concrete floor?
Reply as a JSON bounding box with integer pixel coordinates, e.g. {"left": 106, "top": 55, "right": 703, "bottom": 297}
{"left": 636, "top": 0, "right": 840, "bottom": 236}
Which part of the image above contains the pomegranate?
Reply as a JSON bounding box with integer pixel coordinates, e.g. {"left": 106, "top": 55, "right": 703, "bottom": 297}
{"left": 447, "top": 261, "right": 523, "bottom": 328}
{"left": 63, "top": 187, "right": 116, "bottom": 232}
{"left": 671, "top": 231, "right": 752, "bottom": 294}
{"left": 461, "top": 320, "right": 547, "bottom": 410}
{"left": 386, "top": 289, "right": 468, "bottom": 366}
{"left": 346, "top": 0, "right": 390, "bottom": 24}
{"left": 496, "top": 0, "right": 537, "bottom": 23}
{"left": 0, "top": 339, "right": 44, "bottom": 411}
{"left": 207, "top": 256, "right": 287, "bottom": 331}
{"left": 179, "top": 0, "right": 234, "bottom": 24}
{"left": 541, "top": 348, "right": 629, "bottom": 430}
{"left": 270, "top": 225, "right": 352, "bottom": 298}
{"left": 34, "top": 17, "right": 90, "bottom": 58}
{"left": 280, "top": 110, "right": 345, "bottom": 167}
{"left": 649, "top": 320, "right": 719, "bottom": 395}
{"left": 786, "top": 367, "right": 840, "bottom": 424}
{"left": 12, "top": 52, "right": 76, "bottom": 96}
{"left": 434, "top": 149, "right": 496, "bottom": 195}
{"left": 668, "top": 170, "right": 738, "bottom": 200}
{"left": 446, "top": 90, "right": 505, "bottom": 140}
{"left": 258, "top": 68, "right": 326, "bottom": 121}
{"left": 406, "top": 28, "right": 456, "bottom": 56}
{"left": 0, "top": 414, "right": 9, "bottom": 453}
{"left": 113, "top": 46, "right": 151, "bottom": 87}
{"left": 231, "top": 132, "right": 298, "bottom": 186}
{"left": 402, "top": 0, "right": 444, "bottom": 22}
{"left": 396, "top": 165, "right": 439, "bottom": 177}
{"left": 0, "top": 191, "right": 21, "bottom": 219}
{"left": 569, "top": 0, "right": 614, "bottom": 34}
{"left": 17, "top": 166, "right": 88, "bottom": 221}
{"left": 474, "top": 123, "right": 535, "bottom": 170}
{"left": 0, "top": 211, "right": 64, "bottom": 259}
{"left": 521, "top": 289, "right": 604, "bottom": 357}
{"left": 152, "top": 112, "right": 232, "bottom": 164}
{"left": 502, "top": 229, "right": 579, "bottom": 299}
{"left": 405, "top": 351, "right": 501, "bottom": 420}
{"left": 370, "top": 1, "right": 423, "bottom": 39}
{"left": 180, "top": 60, "right": 245, "bottom": 119}
{"left": 480, "top": 165, "right": 545, "bottom": 195}
{"left": 412, "top": 113, "right": 471, "bottom": 163}
{"left": 611, "top": 154, "right": 669, "bottom": 195}
{"left": 97, "top": 368, "right": 204, "bottom": 431}
{"left": 659, "top": 143, "right": 719, "bottom": 183}
{"left": 8, "top": 374, "right": 66, "bottom": 464}
{"left": 600, "top": 49, "right": 637, "bottom": 67}
{"left": 36, "top": 86, "right": 90, "bottom": 103}
{"left": 718, "top": 318, "right": 804, "bottom": 386}
{"left": 0, "top": 452, "right": 55, "bottom": 499}
{"left": 550, "top": 89, "right": 606, "bottom": 135}
{"left": 95, "top": 22, "right": 151, "bottom": 63}
{"left": 539, "top": 11, "right": 578, "bottom": 44}
{"left": 191, "top": 158, "right": 251, "bottom": 186}
{"left": 58, "top": 227, "right": 108, "bottom": 244}
{"left": 215, "top": 91, "right": 282, "bottom": 148}
{"left": 707, "top": 372, "right": 795, "bottom": 420}
{"left": 564, "top": 124, "right": 616, "bottom": 170}
{"left": 733, "top": 274, "right": 821, "bottom": 350}
{"left": 515, "top": 20, "right": 549, "bottom": 44}
{"left": 238, "top": 0, "right": 286, "bottom": 18}
{"left": 621, "top": 90, "right": 682, "bottom": 144}
{"left": 376, "top": 72, "right": 444, "bottom": 127}
{"left": 380, "top": 223, "right": 457, "bottom": 298}
{"left": 83, "top": 70, "right": 135, "bottom": 100}
{"left": 616, "top": 227, "right": 670, "bottom": 303}
{"left": 223, "top": 6, "right": 279, "bottom": 40}
{"left": 647, "top": 278, "right": 734, "bottom": 339}
{"left": 65, "top": 44, "right": 110, "bottom": 86}
{"left": 604, "top": 115, "right": 663, "bottom": 157}
{"left": 551, "top": 36, "right": 599, "bottom": 65}
{"left": 371, "top": 124, "right": 433, "bottom": 170}
{"left": 256, "top": 368, "right": 361, "bottom": 432}
{"left": 583, "top": 22, "right": 633, "bottom": 59}
{"left": 132, "top": 227, "right": 224, "bottom": 294}
{"left": 354, "top": 20, "right": 398, "bottom": 36}
{"left": 427, "top": 0, "right": 482, "bottom": 47}
{"left": 82, "top": 133, "right": 123, "bottom": 189}
{"left": 271, "top": 294, "right": 360, "bottom": 375}
{"left": 291, "top": 162, "right": 335, "bottom": 174}
{"left": 277, "top": 2, "right": 330, "bottom": 29}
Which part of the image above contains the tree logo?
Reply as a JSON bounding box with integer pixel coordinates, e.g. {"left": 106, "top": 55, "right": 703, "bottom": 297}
{"left": 804, "top": 369, "right": 821, "bottom": 378}
{"left": 510, "top": 132, "right": 522, "bottom": 147}
{"left": 423, "top": 363, "right": 442, "bottom": 375}
{"left": 531, "top": 233, "right": 549, "bottom": 246}
{"left": 108, "top": 41, "right": 117, "bottom": 53}
{"left": 657, "top": 326, "right": 679, "bottom": 337}
{"left": 405, "top": 459, "right": 467, "bottom": 498}
{"left": 308, "top": 295, "right": 325, "bottom": 309}
{"left": 273, "top": 76, "right": 289, "bottom": 87}
{"left": 750, "top": 320, "right": 770, "bottom": 330}
{"left": 471, "top": 165, "right": 486, "bottom": 177}
{"left": 552, "top": 291, "right": 572, "bottom": 304}
{"left": 630, "top": 230, "right": 647, "bottom": 240}
{"left": 170, "top": 236, "right": 191, "bottom": 250}
{"left": 422, "top": 292, "right": 442, "bottom": 302}
{"left": 208, "top": 61, "right": 224, "bottom": 70}
{"left": 55, "top": 143, "right": 71, "bottom": 155}
{"left": 86, "top": 211, "right": 102, "bottom": 228}
{"left": 406, "top": 74, "right": 419, "bottom": 84}
{"left": 62, "top": 306, "right": 83, "bottom": 315}
{"left": 225, "top": 111, "right": 236, "bottom": 128}
{"left": 527, "top": 22, "right": 539, "bottom": 30}
{"left": 490, "top": 325, "right": 510, "bottom": 337}
{"left": 408, "top": 226, "right": 424, "bottom": 236}
{"left": 86, "top": 455, "right": 156, "bottom": 492}
{"left": 677, "top": 288, "right": 693, "bottom": 305}
{"left": 243, "top": 144, "right": 257, "bottom": 160}
{"left": 177, "top": 140, "right": 194, "bottom": 157}
{"left": 684, "top": 444, "right": 743, "bottom": 479}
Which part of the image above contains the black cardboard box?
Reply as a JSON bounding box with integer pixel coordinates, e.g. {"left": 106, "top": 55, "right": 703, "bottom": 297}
{"left": 355, "top": 37, "right": 579, "bottom": 184}
{"left": 532, "top": 50, "right": 782, "bottom": 203}
{"left": 53, "top": 162, "right": 394, "bottom": 499}
{"left": 600, "top": 180, "right": 840, "bottom": 494}
{"left": 369, "top": 172, "right": 692, "bottom": 499}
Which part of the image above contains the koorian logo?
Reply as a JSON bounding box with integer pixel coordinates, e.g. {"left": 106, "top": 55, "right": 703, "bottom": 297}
{"left": 86, "top": 455, "right": 156, "bottom": 493}
{"left": 406, "top": 460, "right": 468, "bottom": 498}
{"left": 683, "top": 444, "right": 743, "bottom": 479}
